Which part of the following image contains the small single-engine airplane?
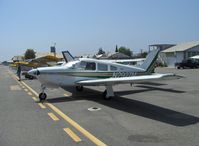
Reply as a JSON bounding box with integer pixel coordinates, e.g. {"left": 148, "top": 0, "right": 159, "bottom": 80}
{"left": 28, "top": 49, "right": 182, "bottom": 101}
{"left": 12, "top": 53, "right": 63, "bottom": 79}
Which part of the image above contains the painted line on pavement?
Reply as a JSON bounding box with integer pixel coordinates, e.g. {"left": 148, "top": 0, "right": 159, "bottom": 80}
{"left": 63, "top": 128, "right": 82, "bottom": 142}
{"left": 10, "top": 85, "right": 21, "bottom": 91}
{"left": 21, "top": 81, "right": 39, "bottom": 96}
{"left": 32, "top": 97, "right": 37, "bottom": 101}
{"left": 48, "top": 112, "right": 59, "bottom": 121}
{"left": 46, "top": 103, "right": 106, "bottom": 146}
{"left": 38, "top": 103, "right": 46, "bottom": 109}
{"left": 8, "top": 69, "right": 107, "bottom": 146}
{"left": 28, "top": 92, "right": 32, "bottom": 96}
{"left": 64, "top": 93, "right": 74, "bottom": 99}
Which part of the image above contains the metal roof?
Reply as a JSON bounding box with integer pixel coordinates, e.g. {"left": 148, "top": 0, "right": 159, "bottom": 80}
{"left": 162, "top": 41, "right": 199, "bottom": 53}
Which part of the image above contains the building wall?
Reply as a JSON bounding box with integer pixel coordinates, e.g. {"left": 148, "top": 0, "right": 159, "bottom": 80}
{"left": 176, "top": 52, "right": 184, "bottom": 62}
{"left": 165, "top": 52, "right": 175, "bottom": 67}
{"left": 162, "top": 45, "right": 199, "bottom": 67}
{"left": 165, "top": 52, "right": 186, "bottom": 67}
{"left": 186, "top": 46, "right": 199, "bottom": 59}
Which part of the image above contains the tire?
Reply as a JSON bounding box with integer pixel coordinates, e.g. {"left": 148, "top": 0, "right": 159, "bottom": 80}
{"left": 102, "top": 90, "right": 107, "bottom": 98}
{"left": 39, "top": 93, "right": 47, "bottom": 101}
{"left": 76, "top": 86, "right": 83, "bottom": 91}
{"left": 102, "top": 90, "right": 111, "bottom": 100}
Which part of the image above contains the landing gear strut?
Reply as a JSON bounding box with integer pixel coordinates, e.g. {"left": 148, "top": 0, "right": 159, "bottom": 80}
{"left": 103, "top": 85, "right": 114, "bottom": 100}
{"left": 39, "top": 84, "right": 47, "bottom": 102}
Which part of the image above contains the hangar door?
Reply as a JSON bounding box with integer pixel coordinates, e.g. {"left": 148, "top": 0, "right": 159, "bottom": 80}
{"left": 166, "top": 53, "right": 176, "bottom": 67}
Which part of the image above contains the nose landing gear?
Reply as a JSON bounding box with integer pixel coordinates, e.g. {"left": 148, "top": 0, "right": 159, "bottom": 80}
{"left": 39, "top": 84, "right": 47, "bottom": 102}
{"left": 39, "top": 92, "right": 47, "bottom": 101}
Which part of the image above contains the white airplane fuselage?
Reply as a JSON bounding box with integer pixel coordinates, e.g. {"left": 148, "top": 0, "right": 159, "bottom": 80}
{"left": 27, "top": 49, "right": 182, "bottom": 101}
{"left": 30, "top": 58, "right": 146, "bottom": 88}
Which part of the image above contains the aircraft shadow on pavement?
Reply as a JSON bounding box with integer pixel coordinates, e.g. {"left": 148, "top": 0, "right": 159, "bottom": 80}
{"left": 135, "top": 85, "right": 185, "bottom": 93}
{"left": 46, "top": 97, "right": 74, "bottom": 103}
{"left": 136, "top": 82, "right": 167, "bottom": 86}
{"left": 114, "top": 85, "right": 185, "bottom": 96}
{"left": 48, "top": 87, "right": 198, "bottom": 127}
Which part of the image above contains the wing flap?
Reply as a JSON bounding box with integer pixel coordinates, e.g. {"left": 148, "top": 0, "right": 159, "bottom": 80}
{"left": 76, "top": 73, "right": 182, "bottom": 86}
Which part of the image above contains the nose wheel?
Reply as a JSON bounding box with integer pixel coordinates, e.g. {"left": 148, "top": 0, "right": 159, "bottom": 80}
{"left": 39, "top": 84, "right": 47, "bottom": 102}
{"left": 39, "top": 92, "right": 47, "bottom": 101}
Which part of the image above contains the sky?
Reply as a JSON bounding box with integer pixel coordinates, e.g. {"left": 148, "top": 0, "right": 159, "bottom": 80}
{"left": 0, "top": 0, "right": 199, "bottom": 61}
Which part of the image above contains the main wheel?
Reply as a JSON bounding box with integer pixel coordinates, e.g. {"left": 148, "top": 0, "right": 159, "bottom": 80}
{"left": 76, "top": 86, "right": 83, "bottom": 91}
{"left": 39, "top": 93, "right": 47, "bottom": 101}
{"left": 102, "top": 90, "right": 111, "bottom": 100}
{"left": 102, "top": 90, "right": 107, "bottom": 97}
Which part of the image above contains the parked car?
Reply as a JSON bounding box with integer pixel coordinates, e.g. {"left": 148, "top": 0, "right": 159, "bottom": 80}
{"left": 175, "top": 59, "right": 199, "bottom": 69}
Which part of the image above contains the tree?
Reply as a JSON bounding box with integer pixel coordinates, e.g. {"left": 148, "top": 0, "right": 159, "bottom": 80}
{"left": 141, "top": 51, "right": 148, "bottom": 58}
{"left": 24, "top": 49, "right": 36, "bottom": 59}
{"left": 97, "top": 48, "right": 105, "bottom": 55}
{"left": 115, "top": 45, "right": 118, "bottom": 52}
{"left": 118, "top": 46, "right": 132, "bottom": 57}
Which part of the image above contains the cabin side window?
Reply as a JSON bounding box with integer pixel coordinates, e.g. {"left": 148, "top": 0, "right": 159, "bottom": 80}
{"left": 80, "top": 61, "right": 96, "bottom": 70}
{"left": 98, "top": 63, "right": 108, "bottom": 71}
{"left": 110, "top": 65, "right": 117, "bottom": 71}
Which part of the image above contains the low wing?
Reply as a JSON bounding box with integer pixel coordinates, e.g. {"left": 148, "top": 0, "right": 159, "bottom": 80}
{"left": 32, "top": 55, "right": 61, "bottom": 63}
{"left": 28, "top": 55, "right": 62, "bottom": 67}
{"left": 76, "top": 73, "right": 182, "bottom": 86}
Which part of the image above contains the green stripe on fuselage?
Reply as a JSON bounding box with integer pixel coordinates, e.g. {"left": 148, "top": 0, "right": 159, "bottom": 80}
{"left": 145, "top": 51, "right": 159, "bottom": 74}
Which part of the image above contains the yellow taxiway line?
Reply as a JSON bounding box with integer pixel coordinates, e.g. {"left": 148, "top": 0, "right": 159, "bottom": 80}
{"left": 63, "top": 128, "right": 82, "bottom": 142}
{"left": 28, "top": 92, "right": 32, "bottom": 96}
{"left": 48, "top": 112, "right": 59, "bottom": 121}
{"left": 46, "top": 102, "right": 106, "bottom": 146}
{"left": 32, "top": 96, "right": 37, "bottom": 101}
{"left": 38, "top": 103, "right": 46, "bottom": 109}
{"left": 9, "top": 70, "right": 107, "bottom": 146}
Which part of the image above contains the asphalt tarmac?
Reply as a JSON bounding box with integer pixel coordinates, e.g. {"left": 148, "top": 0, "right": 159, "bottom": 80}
{"left": 1, "top": 65, "right": 199, "bottom": 146}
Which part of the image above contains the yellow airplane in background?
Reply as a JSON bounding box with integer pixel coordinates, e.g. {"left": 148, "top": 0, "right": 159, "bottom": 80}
{"left": 11, "top": 53, "right": 63, "bottom": 79}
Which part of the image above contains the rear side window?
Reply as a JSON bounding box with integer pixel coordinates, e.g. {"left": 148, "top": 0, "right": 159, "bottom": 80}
{"left": 98, "top": 63, "right": 108, "bottom": 71}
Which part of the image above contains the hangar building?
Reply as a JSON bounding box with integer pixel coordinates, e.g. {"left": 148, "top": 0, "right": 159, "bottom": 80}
{"left": 161, "top": 41, "right": 199, "bottom": 67}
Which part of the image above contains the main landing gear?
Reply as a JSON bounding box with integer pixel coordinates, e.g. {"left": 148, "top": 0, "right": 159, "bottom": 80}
{"left": 39, "top": 84, "right": 47, "bottom": 102}
{"left": 75, "top": 85, "right": 114, "bottom": 100}
{"left": 75, "top": 85, "right": 84, "bottom": 92}
{"left": 103, "top": 85, "right": 114, "bottom": 100}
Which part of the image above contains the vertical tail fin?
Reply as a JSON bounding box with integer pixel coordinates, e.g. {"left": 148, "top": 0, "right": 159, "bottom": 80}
{"left": 62, "top": 51, "right": 75, "bottom": 62}
{"left": 139, "top": 49, "right": 160, "bottom": 73}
